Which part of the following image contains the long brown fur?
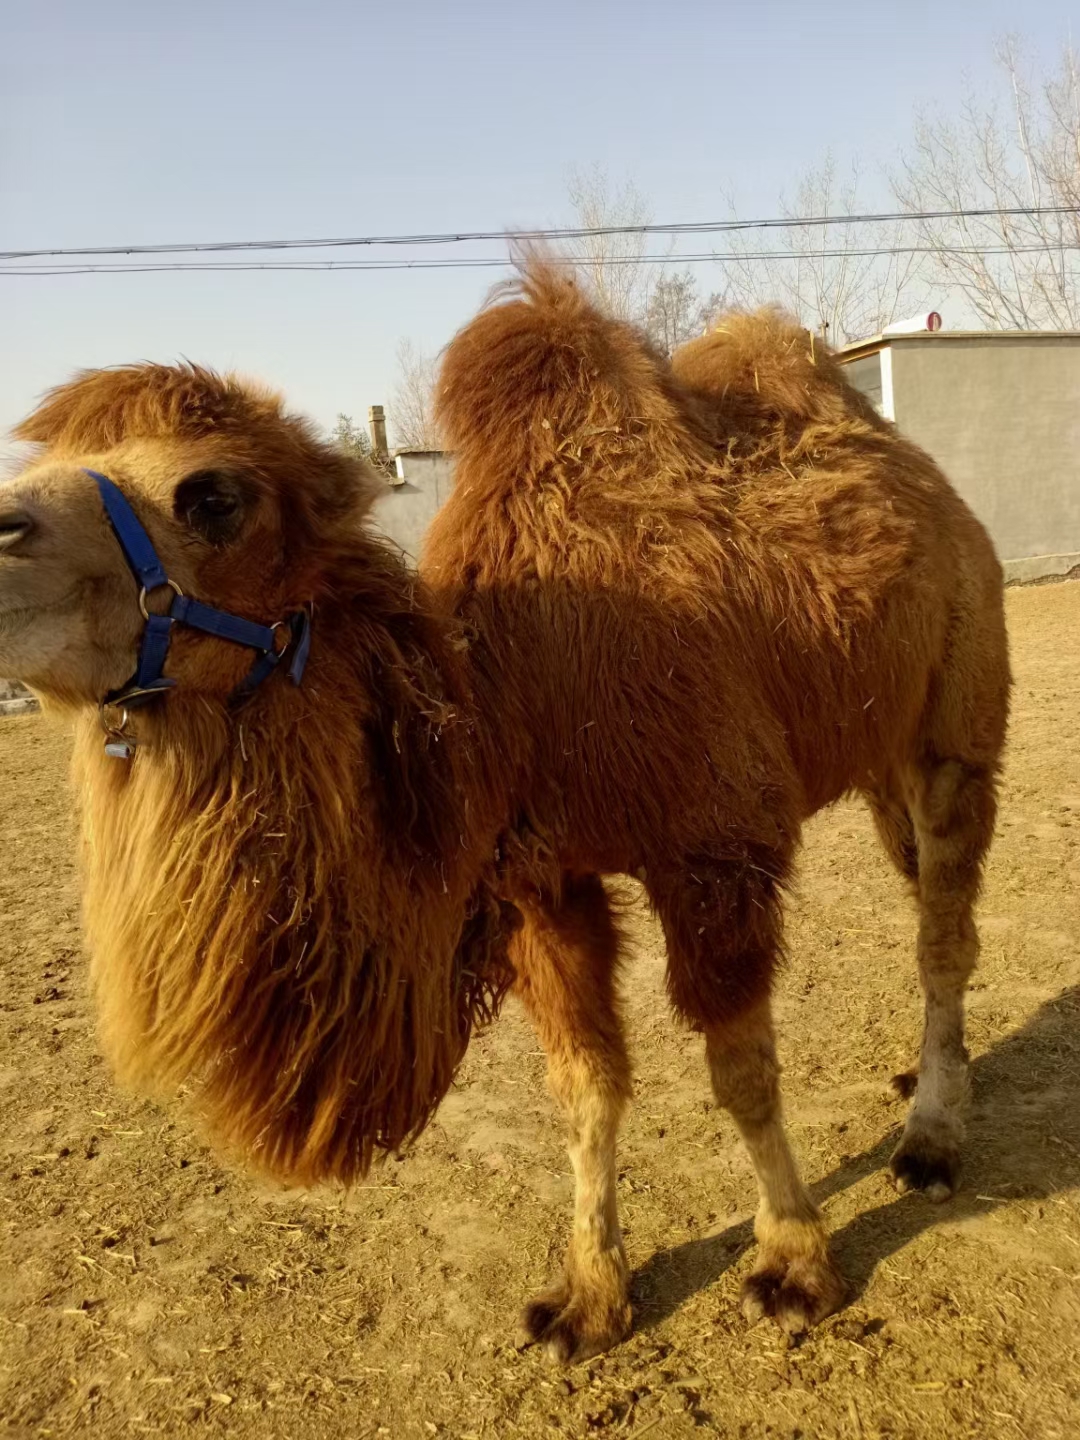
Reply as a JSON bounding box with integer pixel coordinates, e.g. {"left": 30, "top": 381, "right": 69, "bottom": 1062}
{"left": 12, "top": 365, "right": 518, "bottom": 1184}
{"left": 2, "top": 261, "right": 1009, "bottom": 1356}
{"left": 72, "top": 581, "right": 516, "bottom": 1184}
{"left": 429, "top": 264, "right": 1007, "bottom": 1003}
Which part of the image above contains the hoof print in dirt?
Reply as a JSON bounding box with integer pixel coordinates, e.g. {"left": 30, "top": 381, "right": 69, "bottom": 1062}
{"left": 890, "top": 1139, "right": 960, "bottom": 1201}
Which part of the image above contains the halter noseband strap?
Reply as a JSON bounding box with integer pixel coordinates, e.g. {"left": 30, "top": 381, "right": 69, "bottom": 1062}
{"left": 87, "top": 469, "right": 311, "bottom": 756}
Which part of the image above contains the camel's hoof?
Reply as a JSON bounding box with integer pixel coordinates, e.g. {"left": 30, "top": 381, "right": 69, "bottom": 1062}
{"left": 890, "top": 1134, "right": 959, "bottom": 1202}
{"left": 741, "top": 1252, "right": 846, "bottom": 1337}
{"left": 520, "top": 1283, "right": 631, "bottom": 1365}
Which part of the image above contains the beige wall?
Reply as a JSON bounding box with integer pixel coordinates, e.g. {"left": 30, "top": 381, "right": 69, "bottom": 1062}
{"left": 369, "top": 451, "right": 456, "bottom": 562}
{"left": 890, "top": 336, "right": 1080, "bottom": 573}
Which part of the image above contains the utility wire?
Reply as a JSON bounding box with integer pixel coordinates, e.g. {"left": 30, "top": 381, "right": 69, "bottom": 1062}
{"left": 3, "top": 241, "right": 1078, "bottom": 277}
{"left": 1, "top": 205, "right": 1078, "bottom": 263}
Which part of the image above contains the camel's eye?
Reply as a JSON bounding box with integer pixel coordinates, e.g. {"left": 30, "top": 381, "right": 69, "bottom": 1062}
{"left": 174, "top": 470, "right": 249, "bottom": 544}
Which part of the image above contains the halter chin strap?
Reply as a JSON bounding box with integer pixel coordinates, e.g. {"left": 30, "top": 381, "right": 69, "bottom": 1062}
{"left": 87, "top": 469, "right": 311, "bottom": 757}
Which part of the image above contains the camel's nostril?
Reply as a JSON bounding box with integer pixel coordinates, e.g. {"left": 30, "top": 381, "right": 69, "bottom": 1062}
{"left": 0, "top": 513, "right": 34, "bottom": 551}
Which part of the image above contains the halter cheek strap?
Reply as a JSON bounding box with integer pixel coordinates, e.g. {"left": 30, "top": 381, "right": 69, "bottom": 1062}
{"left": 87, "top": 469, "right": 311, "bottom": 756}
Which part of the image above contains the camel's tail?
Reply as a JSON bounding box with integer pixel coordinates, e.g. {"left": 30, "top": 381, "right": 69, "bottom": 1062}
{"left": 436, "top": 252, "right": 714, "bottom": 478}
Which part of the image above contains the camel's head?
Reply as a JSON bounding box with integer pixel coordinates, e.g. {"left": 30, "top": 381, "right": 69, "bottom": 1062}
{"left": 0, "top": 364, "right": 377, "bottom": 708}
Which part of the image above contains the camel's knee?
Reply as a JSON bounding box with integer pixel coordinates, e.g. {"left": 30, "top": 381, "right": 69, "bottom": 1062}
{"left": 913, "top": 759, "right": 997, "bottom": 893}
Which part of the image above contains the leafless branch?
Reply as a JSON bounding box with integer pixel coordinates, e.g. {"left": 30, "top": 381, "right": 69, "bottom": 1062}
{"left": 720, "top": 154, "right": 929, "bottom": 344}
{"left": 390, "top": 340, "right": 441, "bottom": 451}
{"left": 563, "top": 166, "right": 658, "bottom": 323}
{"left": 894, "top": 38, "right": 1080, "bottom": 328}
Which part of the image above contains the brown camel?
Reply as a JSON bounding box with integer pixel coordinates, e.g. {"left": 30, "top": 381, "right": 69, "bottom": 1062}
{"left": 0, "top": 262, "right": 1009, "bottom": 1363}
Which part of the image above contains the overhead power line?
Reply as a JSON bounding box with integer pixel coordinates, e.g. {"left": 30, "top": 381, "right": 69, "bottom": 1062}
{"left": 3, "top": 240, "right": 1078, "bottom": 278}
{"left": 1, "top": 204, "right": 1077, "bottom": 264}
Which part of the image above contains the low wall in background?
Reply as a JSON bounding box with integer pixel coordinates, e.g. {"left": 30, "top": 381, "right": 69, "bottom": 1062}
{"left": 0, "top": 679, "right": 38, "bottom": 716}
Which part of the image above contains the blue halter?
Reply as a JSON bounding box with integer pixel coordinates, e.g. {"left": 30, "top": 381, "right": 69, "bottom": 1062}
{"left": 88, "top": 469, "right": 311, "bottom": 756}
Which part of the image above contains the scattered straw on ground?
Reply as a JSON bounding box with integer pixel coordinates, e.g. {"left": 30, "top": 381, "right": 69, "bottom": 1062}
{"left": 1, "top": 583, "right": 1078, "bottom": 1438}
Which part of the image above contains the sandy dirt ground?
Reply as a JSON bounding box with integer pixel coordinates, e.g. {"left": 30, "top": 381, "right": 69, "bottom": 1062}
{"left": 1, "top": 582, "right": 1079, "bottom": 1440}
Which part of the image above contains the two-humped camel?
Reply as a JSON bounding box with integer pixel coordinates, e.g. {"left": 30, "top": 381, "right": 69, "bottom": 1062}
{"left": 0, "top": 262, "right": 1009, "bottom": 1361}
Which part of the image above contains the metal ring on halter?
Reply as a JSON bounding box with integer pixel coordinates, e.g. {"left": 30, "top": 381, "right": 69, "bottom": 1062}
{"left": 138, "top": 578, "right": 183, "bottom": 620}
{"left": 98, "top": 700, "right": 131, "bottom": 739}
{"left": 270, "top": 620, "right": 292, "bottom": 656}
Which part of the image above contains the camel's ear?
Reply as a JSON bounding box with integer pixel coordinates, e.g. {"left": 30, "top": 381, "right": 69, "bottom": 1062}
{"left": 285, "top": 434, "right": 385, "bottom": 535}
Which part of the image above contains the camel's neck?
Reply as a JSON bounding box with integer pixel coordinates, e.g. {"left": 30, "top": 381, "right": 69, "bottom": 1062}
{"left": 71, "top": 539, "right": 515, "bottom": 1184}
{"left": 89, "top": 540, "right": 500, "bottom": 856}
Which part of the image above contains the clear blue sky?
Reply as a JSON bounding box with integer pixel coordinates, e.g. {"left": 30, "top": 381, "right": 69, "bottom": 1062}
{"left": 2, "top": 0, "right": 1075, "bottom": 451}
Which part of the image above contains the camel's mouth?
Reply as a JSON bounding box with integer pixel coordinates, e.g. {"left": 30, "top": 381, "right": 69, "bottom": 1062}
{"left": 0, "top": 601, "right": 49, "bottom": 652}
{"left": 0, "top": 586, "right": 84, "bottom": 639}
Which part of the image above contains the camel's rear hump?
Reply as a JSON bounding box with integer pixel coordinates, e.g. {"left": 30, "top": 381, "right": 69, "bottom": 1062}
{"left": 671, "top": 308, "right": 881, "bottom": 431}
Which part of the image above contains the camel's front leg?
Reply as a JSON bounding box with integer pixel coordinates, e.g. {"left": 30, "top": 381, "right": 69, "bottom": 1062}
{"left": 512, "top": 873, "right": 632, "bottom": 1364}
{"left": 705, "top": 1001, "right": 845, "bottom": 1333}
{"left": 647, "top": 849, "right": 845, "bottom": 1336}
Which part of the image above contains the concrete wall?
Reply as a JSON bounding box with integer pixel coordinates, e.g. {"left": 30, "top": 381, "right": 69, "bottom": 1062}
{"left": 368, "top": 450, "right": 456, "bottom": 561}
{"left": 0, "top": 678, "right": 37, "bottom": 715}
{"left": 889, "top": 336, "right": 1080, "bottom": 577}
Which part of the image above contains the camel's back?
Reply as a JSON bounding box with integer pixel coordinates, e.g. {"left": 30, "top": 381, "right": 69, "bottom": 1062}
{"left": 424, "top": 265, "right": 1005, "bottom": 840}
{"left": 669, "top": 311, "right": 1006, "bottom": 805}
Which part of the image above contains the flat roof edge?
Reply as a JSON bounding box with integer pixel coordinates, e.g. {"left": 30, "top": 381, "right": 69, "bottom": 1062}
{"left": 838, "top": 330, "right": 1080, "bottom": 362}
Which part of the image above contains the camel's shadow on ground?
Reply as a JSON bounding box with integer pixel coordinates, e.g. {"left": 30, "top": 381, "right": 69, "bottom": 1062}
{"left": 632, "top": 985, "right": 1080, "bottom": 1328}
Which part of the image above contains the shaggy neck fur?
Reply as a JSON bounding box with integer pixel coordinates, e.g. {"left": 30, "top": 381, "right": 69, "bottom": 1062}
{"left": 73, "top": 539, "right": 516, "bottom": 1185}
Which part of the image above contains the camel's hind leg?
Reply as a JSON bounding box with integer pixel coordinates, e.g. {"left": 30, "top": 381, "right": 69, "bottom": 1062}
{"left": 864, "top": 783, "right": 922, "bottom": 1101}
{"left": 511, "top": 873, "right": 632, "bottom": 1363}
{"left": 888, "top": 758, "right": 999, "bottom": 1199}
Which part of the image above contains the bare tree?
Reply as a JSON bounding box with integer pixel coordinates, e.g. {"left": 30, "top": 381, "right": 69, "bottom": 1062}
{"left": 894, "top": 38, "right": 1080, "bottom": 328}
{"left": 390, "top": 340, "right": 441, "bottom": 450}
{"left": 722, "top": 154, "right": 928, "bottom": 345}
{"left": 563, "top": 166, "right": 657, "bottom": 323}
{"left": 644, "top": 269, "right": 727, "bottom": 354}
{"left": 330, "top": 413, "right": 372, "bottom": 460}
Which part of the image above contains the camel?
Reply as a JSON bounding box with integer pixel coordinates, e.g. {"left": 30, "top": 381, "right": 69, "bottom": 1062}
{"left": 0, "top": 261, "right": 1010, "bottom": 1363}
